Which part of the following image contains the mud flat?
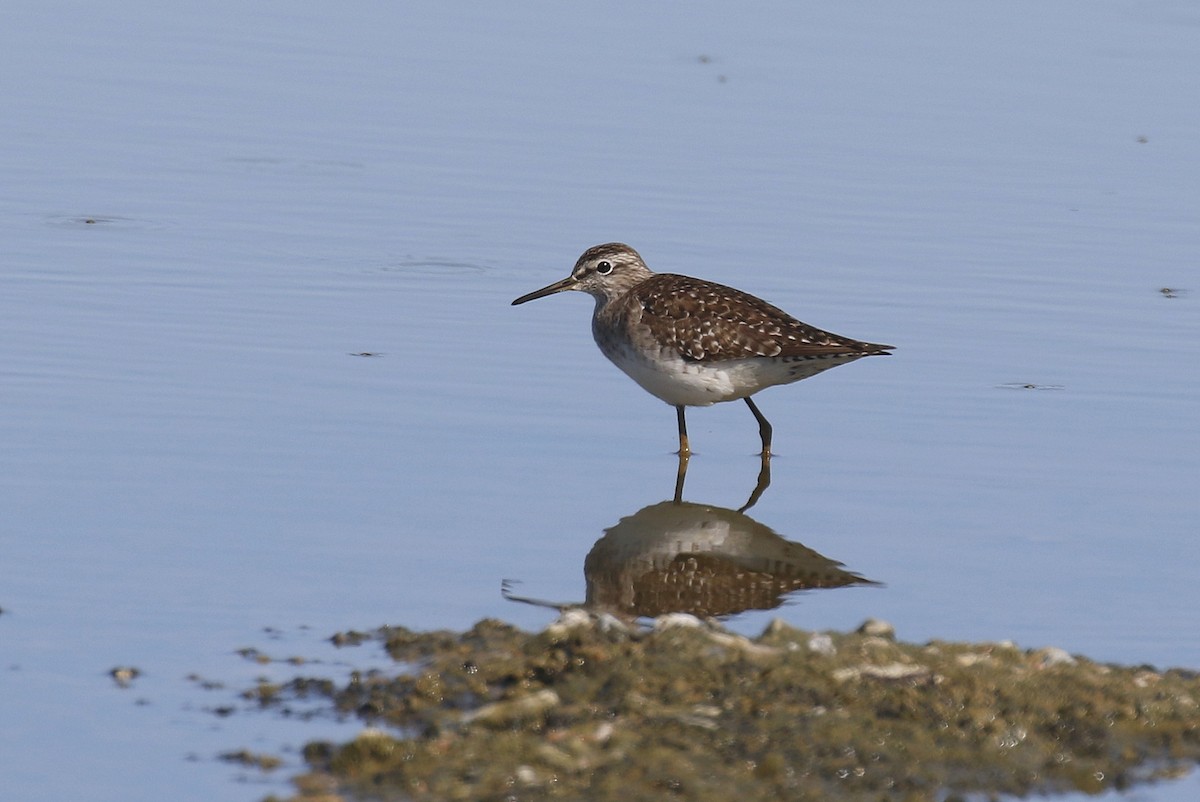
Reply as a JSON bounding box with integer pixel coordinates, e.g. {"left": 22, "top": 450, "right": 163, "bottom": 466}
{"left": 254, "top": 612, "right": 1200, "bottom": 801}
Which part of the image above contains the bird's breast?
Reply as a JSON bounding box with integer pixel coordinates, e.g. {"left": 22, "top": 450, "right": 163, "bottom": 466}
{"left": 592, "top": 314, "right": 755, "bottom": 406}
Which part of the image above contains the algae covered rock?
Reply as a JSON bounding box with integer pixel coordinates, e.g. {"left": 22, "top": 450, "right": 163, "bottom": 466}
{"left": 263, "top": 614, "right": 1200, "bottom": 802}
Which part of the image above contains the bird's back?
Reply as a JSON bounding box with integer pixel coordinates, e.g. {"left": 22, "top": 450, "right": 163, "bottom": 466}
{"left": 608, "top": 273, "right": 892, "bottom": 364}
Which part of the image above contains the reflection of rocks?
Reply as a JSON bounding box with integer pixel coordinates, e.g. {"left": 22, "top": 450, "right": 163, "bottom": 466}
{"left": 584, "top": 501, "right": 875, "bottom": 618}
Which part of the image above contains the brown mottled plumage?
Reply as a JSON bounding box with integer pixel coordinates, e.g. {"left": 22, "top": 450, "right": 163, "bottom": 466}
{"left": 513, "top": 243, "right": 892, "bottom": 456}
{"left": 615, "top": 272, "right": 886, "bottom": 362}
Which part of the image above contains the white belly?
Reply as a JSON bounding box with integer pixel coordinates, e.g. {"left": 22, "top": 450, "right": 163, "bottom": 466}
{"left": 597, "top": 340, "right": 761, "bottom": 406}
{"left": 596, "top": 337, "right": 863, "bottom": 407}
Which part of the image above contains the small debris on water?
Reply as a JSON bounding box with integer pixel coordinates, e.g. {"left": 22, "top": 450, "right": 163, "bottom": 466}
{"left": 998, "top": 382, "right": 1065, "bottom": 391}
{"left": 109, "top": 666, "right": 141, "bottom": 688}
{"left": 218, "top": 749, "right": 283, "bottom": 771}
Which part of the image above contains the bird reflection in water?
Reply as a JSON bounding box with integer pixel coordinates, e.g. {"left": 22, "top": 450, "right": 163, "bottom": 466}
{"left": 580, "top": 500, "right": 875, "bottom": 619}
{"left": 505, "top": 460, "right": 876, "bottom": 620}
{"left": 675, "top": 450, "right": 770, "bottom": 512}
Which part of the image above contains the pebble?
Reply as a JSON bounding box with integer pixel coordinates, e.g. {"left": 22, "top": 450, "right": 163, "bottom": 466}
{"left": 856, "top": 618, "right": 896, "bottom": 639}
{"left": 808, "top": 633, "right": 836, "bottom": 656}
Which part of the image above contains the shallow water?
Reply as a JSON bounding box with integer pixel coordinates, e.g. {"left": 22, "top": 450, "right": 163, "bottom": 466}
{"left": 2, "top": 1, "right": 1199, "bottom": 800}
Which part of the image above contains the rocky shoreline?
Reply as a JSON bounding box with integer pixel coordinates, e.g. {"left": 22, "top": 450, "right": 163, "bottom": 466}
{"left": 243, "top": 612, "right": 1200, "bottom": 801}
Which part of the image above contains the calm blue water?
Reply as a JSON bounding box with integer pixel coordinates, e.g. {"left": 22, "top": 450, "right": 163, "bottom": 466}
{"left": 2, "top": 2, "right": 1198, "bottom": 800}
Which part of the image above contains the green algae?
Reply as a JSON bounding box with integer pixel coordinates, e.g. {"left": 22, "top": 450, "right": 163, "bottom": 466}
{"left": 261, "top": 613, "right": 1200, "bottom": 801}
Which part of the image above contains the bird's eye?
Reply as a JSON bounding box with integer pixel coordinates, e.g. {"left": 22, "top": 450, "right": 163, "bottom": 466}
{"left": 595, "top": 260, "right": 613, "bottom": 275}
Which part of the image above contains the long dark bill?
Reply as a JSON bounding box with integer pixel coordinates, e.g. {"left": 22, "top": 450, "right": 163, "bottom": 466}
{"left": 512, "top": 276, "right": 577, "bottom": 305}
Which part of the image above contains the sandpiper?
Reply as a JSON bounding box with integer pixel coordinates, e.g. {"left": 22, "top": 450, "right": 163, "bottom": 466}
{"left": 512, "top": 243, "right": 892, "bottom": 456}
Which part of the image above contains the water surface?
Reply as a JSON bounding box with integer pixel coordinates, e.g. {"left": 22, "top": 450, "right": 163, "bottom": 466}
{"left": 2, "top": 1, "right": 1198, "bottom": 800}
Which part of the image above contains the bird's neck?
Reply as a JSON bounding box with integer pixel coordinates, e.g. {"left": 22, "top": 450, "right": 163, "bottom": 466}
{"left": 590, "top": 267, "right": 655, "bottom": 314}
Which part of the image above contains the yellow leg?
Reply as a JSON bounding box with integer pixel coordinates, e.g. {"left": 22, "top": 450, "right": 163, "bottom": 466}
{"left": 675, "top": 405, "right": 691, "bottom": 457}
{"left": 673, "top": 450, "right": 690, "bottom": 504}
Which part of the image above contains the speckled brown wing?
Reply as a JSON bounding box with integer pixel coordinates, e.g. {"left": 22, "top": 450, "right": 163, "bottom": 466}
{"left": 632, "top": 274, "right": 891, "bottom": 363}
